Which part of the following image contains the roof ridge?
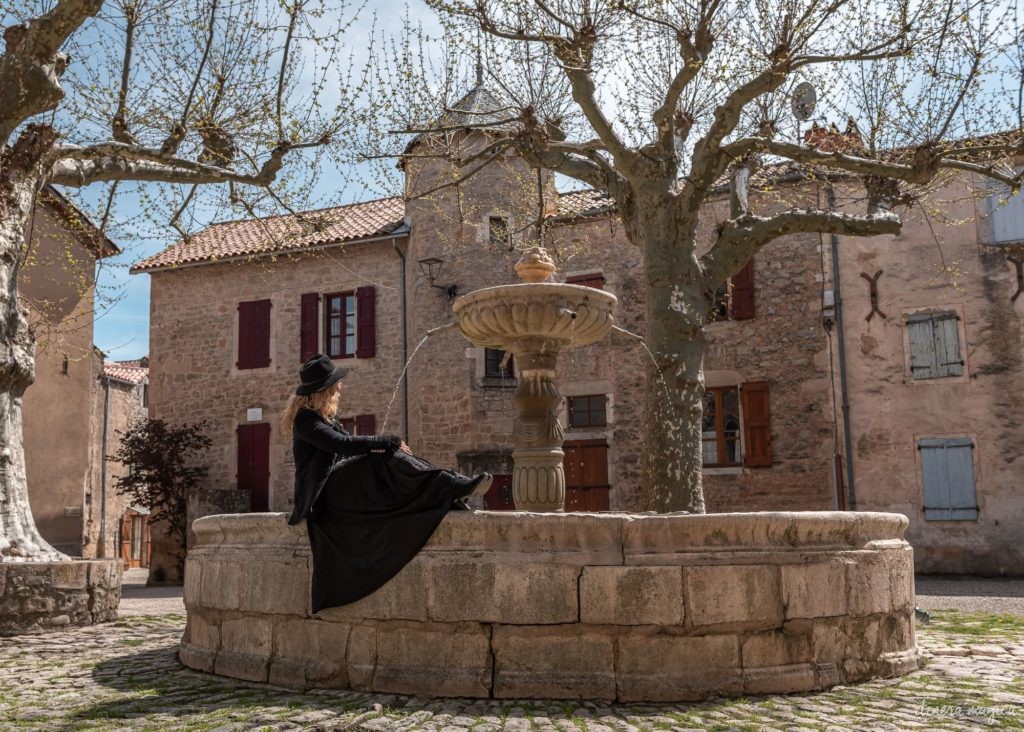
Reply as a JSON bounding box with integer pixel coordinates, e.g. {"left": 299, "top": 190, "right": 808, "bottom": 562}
{"left": 204, "top": 194, "right": 403, "bottom": 230}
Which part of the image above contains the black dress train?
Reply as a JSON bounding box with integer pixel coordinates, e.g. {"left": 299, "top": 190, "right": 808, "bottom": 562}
{"left": 287, "top": 407, "right": 464, "bottom": 612}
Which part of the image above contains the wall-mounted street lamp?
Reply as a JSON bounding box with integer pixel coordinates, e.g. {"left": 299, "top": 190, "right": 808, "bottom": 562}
{"left": 417, "top": 256, "right": 459, "bottom": 300}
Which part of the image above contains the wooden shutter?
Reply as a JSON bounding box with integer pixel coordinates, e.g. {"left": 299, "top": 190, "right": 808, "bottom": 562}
{"left": 907, "top": 315, "right": 937, "bottom": 378}
{"left": 237, "top": 299, "right": 271, "bottom": 369}
{"left": 989, "top": 180, "right": 1024, "bottom": 244}
{"left": 300, "top": 293, "right": 320, "bottom": 362}
{"left": 920, "top": 438, "right": 978, "bottom": 520}
{"left": 563, "top": 440, "right": 610, "bottom": 512}
{"left": 740, "top": 381, "right": 772, "bottom": 467}
{"left": 933, "top": 314, "right": 963, "bottom": 377}
{"left": 355, "top": 286, "right": 376, "bottom": 359}
{"left": 730, "top": 259, "right": 755, "bottom": 320}
{"left": 483, "top": 474, "right": 515, "bottom": 511}
{"left": 566, "top": 273, "right": 606, "bottom": 290}
{"left": 354, "top": 413, "right": 376, "bottom": 436}
{"left": 237, "top": 423, "right": 272, "bottom": 512}
{"left": 118, "top": 513, "right": 131, "bottom": 563}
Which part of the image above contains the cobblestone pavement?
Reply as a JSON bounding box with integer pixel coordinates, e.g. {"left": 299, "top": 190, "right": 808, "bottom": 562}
{"left": 916, "top": 577, "right": 1024, "bottom": 616}
{"left": 0, "top": 611, "right": 1022, "bottom": 731}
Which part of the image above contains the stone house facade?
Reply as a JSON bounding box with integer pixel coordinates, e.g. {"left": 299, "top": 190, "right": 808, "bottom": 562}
{"left": 20, "top": 187, "right": 149, "bottom": 562}
{"left": 133, "top": 86, "right": 1023, "bottom": 575}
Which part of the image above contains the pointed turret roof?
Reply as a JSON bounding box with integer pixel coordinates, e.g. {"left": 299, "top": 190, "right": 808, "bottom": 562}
{"left": 402, "top": 81, "right": 518, "bottom": 159}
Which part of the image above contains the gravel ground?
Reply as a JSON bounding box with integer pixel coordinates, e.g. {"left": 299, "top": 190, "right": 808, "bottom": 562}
{"left": 916, "top": 577, "right": 1024, "bottom": 616}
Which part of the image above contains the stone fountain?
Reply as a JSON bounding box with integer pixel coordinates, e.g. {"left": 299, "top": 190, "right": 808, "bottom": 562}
{"left": 178, "top": 250, "right": 920, "bottom": 701}
{"left": 452, "top": 247, "right": 617, "bottom": 510}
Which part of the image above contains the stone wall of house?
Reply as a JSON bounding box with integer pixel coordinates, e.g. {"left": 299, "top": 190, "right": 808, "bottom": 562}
{"left": 83, "top": 358, "right": 148, "bottom": 560}
{"left": 20, "top": 204, "right": 98, "bottom": 555}
{"left": 833, "top": 175, "right": 1024, "bottom": 575}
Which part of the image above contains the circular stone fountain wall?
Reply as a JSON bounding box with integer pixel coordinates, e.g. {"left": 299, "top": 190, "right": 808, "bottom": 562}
{"left": 180, "top": 511, "right": 917, "bottom": 702}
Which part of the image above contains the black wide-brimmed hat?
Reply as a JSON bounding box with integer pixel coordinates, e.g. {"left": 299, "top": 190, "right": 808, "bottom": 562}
{"left": 295, "top": 354, "right": 348, "bottom": 396}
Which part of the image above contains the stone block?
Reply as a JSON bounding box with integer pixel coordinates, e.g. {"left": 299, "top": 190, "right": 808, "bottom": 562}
{"left": 50, "top": 562, "right": 87, "bottom": 590}
{"left": 373, "top": 622, "right": 491, "bottom": 698}
{"left": 184, "top": 611, "right": 221, "bottom": 651}
{"left": 220, "top": 614, "right": 273, "bottom": 664}
{"left": 198, "top": 559, "right": 244, "bottom": 611}
{"left": 273, "top": 618, "right": 350, "bottom": 686}
{"left": 617, "top": 633, "right": 741, "bottom": 702}
{"left": 346, "top": 624, "right": 377, "bottom": 691}
{"left": 22, "top": 596, "right": 55, "bottom": 615}
{"left": 741, "top": 629, "right": 812, "bottom": 668}
{"left": 878, "top": 611, "right": 915, "bottom": 654}
{"left": 215, "top": 650, "right": 269, "bottom": 682}
{"left": 846, "top": 555, "right": 892, "bottom": 616}
{"left": 743, "top": 664, "right": 818, "bottom": 695}
{"left": 179, "top": 644, "right": 216, "bottom": 673}
{"left": 811, "top": 619, "right": 850, "bottom": 663}
{"left": 0, "top": 564, "right": 6, "bottom": 597}
{"left": 234, "top": 559, "right": 310, "bottom": 617}
{"left": 493, "top": 625, "right": 615, "bottom": 700}
{"left": 319, "top": 559, "right": 427, "bottom": 622}
{"left": 86, "top": 560, "right": 120, "bottom": 589}
{"left": 426, "top": 561, "right": 579, "bottom": 624}
{"left": 183, "top": 561, "right": 202, "bottom": 608}
{"left": 781, "top": 562, "right": 846, "bottom": 618}
{"left": 580, "top": 566, "right": 684, "bottom": 626}
{"left": 684, "top": 564, "right": 782, "bottom": 631}
{"left": 885, "top": 548, "right": 915, "bottom": 611}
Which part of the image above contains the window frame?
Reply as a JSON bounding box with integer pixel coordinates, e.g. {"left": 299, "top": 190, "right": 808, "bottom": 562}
{"left": 484, "top": 348, "right": 515, "bottom": 380}
{"left": 906, "top": 309, "right": 964, "bottom": 380}
{"left": 702, "top": 386, "right": 742, "bottom": 468}
{"left": 324, "top": 291, "right": 358, "bottom": 360}
{"left": 567, "top": 394, "right": 608, "bottom": 428}
{"left": 488, "top": 215, "right": 512, "bottom": 249}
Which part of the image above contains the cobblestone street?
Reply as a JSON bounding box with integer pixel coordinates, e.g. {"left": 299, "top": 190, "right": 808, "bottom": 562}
{"left": 0, "top": 599, "right": 1021, "bottom": 731}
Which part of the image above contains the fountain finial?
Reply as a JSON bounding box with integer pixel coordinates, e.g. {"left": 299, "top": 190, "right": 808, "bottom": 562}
{"left": 514, "top": 246, "right": 556, "bottom": 283}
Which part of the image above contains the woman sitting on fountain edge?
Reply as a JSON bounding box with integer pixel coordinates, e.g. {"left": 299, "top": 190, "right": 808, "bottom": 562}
{"left": 283, "top": 354, "right": 492, "bottom": 612}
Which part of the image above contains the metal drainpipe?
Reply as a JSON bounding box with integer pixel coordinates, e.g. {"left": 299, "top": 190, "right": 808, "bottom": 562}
{"left": 826, "top": 183, "right": 857, "bottom": 510}
{"left": 392, "top": 238, "right": 409, "bottom": 443}
{"left": 99, "top": 374, "right": 111, "bottom": 558}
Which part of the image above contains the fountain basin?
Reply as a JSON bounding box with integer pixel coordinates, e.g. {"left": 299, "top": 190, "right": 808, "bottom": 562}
{"left": 452, "top": 283, "right": 617, "bottom": 348}
{"left": 180, "top": 511, "right": 918, "bottom": 701}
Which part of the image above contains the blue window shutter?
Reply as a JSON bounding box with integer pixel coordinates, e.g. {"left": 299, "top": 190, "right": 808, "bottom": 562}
{"left": 932, "top": 314, "right": 963, "bottom": 377}
{"left": 907, "top": 316, "right": 938, "bottom": 379}
{"left": 988, "top": 177, "right": 1024, "bottom": 244}
{"left": 920, "top": 437, "right": 977, "bottom": 521}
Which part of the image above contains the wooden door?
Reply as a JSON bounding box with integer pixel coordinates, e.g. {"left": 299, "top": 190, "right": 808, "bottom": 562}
{"left": 237, "top": 423, "right": 272, "bottom": 512}
{"left": 119, "top": 513, "right": 133, "bottom": 566}
{"left": 563, "top": 440, "right": 610, "bottom": 512}
{"left": 483, "top": 474, "right": 514, "bottom": 510}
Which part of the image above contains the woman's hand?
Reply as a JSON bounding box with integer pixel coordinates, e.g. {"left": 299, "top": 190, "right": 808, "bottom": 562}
{"left": 399, "top": 441, "right": 414, "bottom": 455}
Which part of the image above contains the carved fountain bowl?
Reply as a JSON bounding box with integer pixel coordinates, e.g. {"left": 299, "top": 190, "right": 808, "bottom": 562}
{"left": 452, "top": 283, "right": 618, "bottom": 349}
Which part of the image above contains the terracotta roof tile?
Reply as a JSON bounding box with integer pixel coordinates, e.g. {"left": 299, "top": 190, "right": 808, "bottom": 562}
{"left": 104, "top": 361, "right": 148, "bottom": 384}
{"left": 131, "top": 196, "right": 406, "bottom": 272}
{"left": 554, "top": 189, "right": 616, "bottom": 219}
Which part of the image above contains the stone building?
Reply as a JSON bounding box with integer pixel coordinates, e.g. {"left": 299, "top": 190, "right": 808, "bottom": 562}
{"left": 20, "top": 186, "right": 150, "bottom": 563}
{"left": 132, "top": 85, "right": 1023, "bottom": 575}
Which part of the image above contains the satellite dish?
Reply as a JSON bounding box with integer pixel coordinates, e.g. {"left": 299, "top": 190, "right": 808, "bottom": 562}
{"left": 791, "top": 82, "right": 817, "bottom": 122}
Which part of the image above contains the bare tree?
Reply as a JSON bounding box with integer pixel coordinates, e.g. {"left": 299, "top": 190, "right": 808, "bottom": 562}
{"left": 0, "top": 0, "right": 360, "bottom": 560}
{"left": 366, "top": 0, "right": 1021, "bottom": 513}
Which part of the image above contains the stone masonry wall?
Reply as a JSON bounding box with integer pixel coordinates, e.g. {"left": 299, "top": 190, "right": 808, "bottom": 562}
{"left": 0, "top": 560, "right": 122, "bottom": 635}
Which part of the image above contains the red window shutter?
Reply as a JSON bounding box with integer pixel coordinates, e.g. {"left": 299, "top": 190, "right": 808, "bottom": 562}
{"left": 300, "top": 293, "right": 319, "bottom": 362}
{"left": 354, "top": 414, "right": 376, "bottom": 436}
{"left": 355, "top": 286, "right": 376, "bottom": 359}
{"left": 730, "top": 259, "right": 755, "bottom": 320}
{"left": 237, "top": 299, "right": 272, "bottom": 369}
{"left": 237, "top": 423, "right": 272, "bottom": 511}
{"left": 566, "top": 273, "right": 605, "bottom": 290}
{"left": 740, "top": 381, "right": 772, "bottom": 467}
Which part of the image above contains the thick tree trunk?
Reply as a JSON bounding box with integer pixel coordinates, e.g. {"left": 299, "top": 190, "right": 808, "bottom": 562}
{"left": 0, "top": 126, "right": 68, "bottom": 561}
{"left": 631, "top": 205, "right": 710, "bottom": 514}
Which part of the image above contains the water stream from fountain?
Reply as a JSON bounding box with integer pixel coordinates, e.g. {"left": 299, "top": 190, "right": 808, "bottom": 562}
{"left": 380, "top": 323, "right": 456, "bottom": 433}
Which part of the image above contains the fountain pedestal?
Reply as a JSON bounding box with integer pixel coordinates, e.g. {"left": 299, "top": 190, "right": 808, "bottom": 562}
{"left": 453, "top": 247, "right": 617, "bottom": 511}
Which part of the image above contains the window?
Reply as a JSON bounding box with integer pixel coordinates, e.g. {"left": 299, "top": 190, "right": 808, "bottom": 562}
{"left": 907, "top": 311, "right": 963, "bottom": 379}
{"left": 489, "top": 216, "right": 511, "bottom": 249}
{"left": 325, "top": 291, "right": 357, "bottom": 359}
{"left": 566, "top": 272, "right": 605, "bottom": 290}
{"left": 237, "top": 299, "right": 272, "bottom": 369}
{"left": 567, "top": 395, "right": 607, "bottom": 428}
{"left": 709, "top": 259, "right": 755, "bottom": 322}
{"left": 61, "top": 354, "right": 69, "bottom": 375}
{"left": 141, "top": 383, "right": 149, "bottom": 408}
{"left": 484, "top": 348, "right": 514, "bottom": 379}
{"left": 702, "top": 387, "right": 741, "bottom": 467}
{"left": 340, "top": 414, "right": 376, "bottom": 435}
{"left": 987, "top": 175, "right": 1024, "bottom": 244}
{"left": 920, "top": 437, "right": 978, "bottom": 520}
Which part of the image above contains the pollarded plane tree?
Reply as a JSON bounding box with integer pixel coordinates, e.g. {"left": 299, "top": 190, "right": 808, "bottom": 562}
{"left": 380, "top": 0, "right": 1021, "bottom": 513}
{"left": 0, "top": 0, "right": 360, "bottom": 560}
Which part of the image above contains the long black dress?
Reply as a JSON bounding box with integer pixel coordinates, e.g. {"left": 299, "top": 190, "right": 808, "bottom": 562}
{"left": 288, "top": 408, "right": 463, "bottom": 613}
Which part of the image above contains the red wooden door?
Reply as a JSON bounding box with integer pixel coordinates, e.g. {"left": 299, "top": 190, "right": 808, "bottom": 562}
{"left": 563, "top": 440, "right": 610, "bottom": 512}
{"left": 483, "top": 474, "right": 514, "bottom": 510}
{"left": 238, "top": 423, "right": 272, "bottom": 512}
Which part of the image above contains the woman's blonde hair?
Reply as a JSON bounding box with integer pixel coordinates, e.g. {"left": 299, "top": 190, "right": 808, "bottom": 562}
{"left": 281, "top": 381, "right": 342, "bottom": 436}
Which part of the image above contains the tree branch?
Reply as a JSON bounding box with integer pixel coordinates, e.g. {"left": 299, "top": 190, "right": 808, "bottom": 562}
{"left": 702, "top": 208, "right": 901, "bottom": 284}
